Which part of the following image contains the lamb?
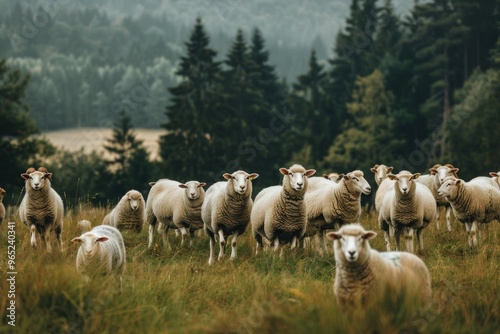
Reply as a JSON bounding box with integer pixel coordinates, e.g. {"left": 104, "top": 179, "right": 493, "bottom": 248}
{"left": 437, "top": 176, "right": 500, "bottom": 247}
{"left": 147, "top": 179, "right": 206, "bottom": 249}
{"left": 304, "top": 170, "right": 371, "bottom": 251}
{"left": 202, "top": 170, "right": 259, "bottom": 265}
{"left": 416, "top": 164, "right": 459, "bottom": 231}
{"left": 326, "top": 224, "right": 432, "bottom": 309}
{"left": 0, "top": 187, "right": 5, "bottom": 226}
{"left": 77, "top": 219, "right": 92, "bottom": 234}
{"left": 71, "top": 225, "right": 126, "bottom": 284}
{"left": 103, "top": 190, "right": 146, "bottom": 233}
{"left": 251, "top": 165, "right": 315, "bottom": 255}
{"left": 371, "top": 164, "right": 395, "bottom": 212}
{"left": 18, "top": 167, "right": 64, "bottom": 252}
{"left": 323, "top": 172, "right": 342, "bottom": 183}
{"left": 378, "top": 171, "right": 436, "bottom": 253}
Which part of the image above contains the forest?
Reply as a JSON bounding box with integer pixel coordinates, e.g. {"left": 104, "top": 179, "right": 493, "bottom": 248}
{"left": 1, "top": 0, "right": 500, "bottom": 206}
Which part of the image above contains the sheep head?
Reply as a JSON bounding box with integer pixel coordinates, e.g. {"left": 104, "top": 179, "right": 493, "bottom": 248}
{"left": 387, "top": 171, "right": 419, "bottom": 196}
{"left": 223, "top": 170, "right": 259, "bottom": 196}
{"left": 179, "top": 181, "right": 206, "bottom": 200}
{"left": 343, "top": 170, "right": 371, "bottom": 195}
{"left": 21, "top": 167, "right": 53, "bottom": 191}
{"left": 323, "top": 172, "right": 343, "bottom": 183}
{"left": 429, "top": 164, "right": 459, "bottom": 183}
{"left": 279, "top": 164, "right": 315, "bottom": 192}
{"left": 370, "top": 164, "right": 393, "bottom": 185}
{"left": 326, "top": 224, "right": 377, "bottom": 263}
{"left": 126, "top": 190, "right": 143, "bottom": 212}
{"left": 72, "top": 232, "right": 108, "bottom": 258}
{"left": 437, "top": 176, "right": 461, "bottom": 200}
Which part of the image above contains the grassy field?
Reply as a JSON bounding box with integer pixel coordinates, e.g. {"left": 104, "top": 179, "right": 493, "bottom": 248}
{"left": 0, "top": 206, "right": 498, "bottom": 333}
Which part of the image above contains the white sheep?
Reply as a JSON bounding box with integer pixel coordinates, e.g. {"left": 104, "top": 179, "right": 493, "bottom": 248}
{"left": 371, "top": 164, "right": 395, "bottom": 213}
{"left": 378, "top": 171, "right": 436, "bottom": 253}
{"left": 202, "top": 170, "right": 258, "bottom": 265}
{"left": 326, "top": 224, "right": 432, "bottom": 308}
{"left": 470, "top": 171, "right": 500, "bottom": 189}
{"left": 71, "top": 225, "right": 126, "bottom": 284}
{"left": 0, "top": 187, "right": 5, "bottom": 226}
{"left": 305, "top": 170, "right": 371, "bottom": 251}
{"left": 251, "top": 165, "right": 316, "bottom": 255}
{"left": 146, "top": 179, "right": 206, "bottom": 249}
{"left": 18, "top": 167, "right": 64, "bottom": 252}
{"left": 77, "top": 219, "right": 92, "bottom": 234}
{"left": 437, "top": 176, "right": 500, "bottom": 247}
{"left": 323, "top": 172, "right": 342, "bottom": 183}
{"left": 103, "top": 190, "right": 146, "bottom": 233}
{"left": 416, "top": 164, "right": 459, "bottom": 231}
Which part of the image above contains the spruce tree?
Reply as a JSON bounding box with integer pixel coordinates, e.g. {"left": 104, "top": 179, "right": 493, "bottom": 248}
{"left": 159, "top": 18, "right": 220, "bottom": 181}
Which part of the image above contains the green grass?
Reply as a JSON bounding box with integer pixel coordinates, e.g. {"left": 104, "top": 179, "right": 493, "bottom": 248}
{"left": 1, "top": 208, "right": 498, "bottom": 333}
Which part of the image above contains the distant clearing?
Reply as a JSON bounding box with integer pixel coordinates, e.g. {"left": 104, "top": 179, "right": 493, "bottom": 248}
{"left": 41, "top": 128, "right": 164, "bottom": 159}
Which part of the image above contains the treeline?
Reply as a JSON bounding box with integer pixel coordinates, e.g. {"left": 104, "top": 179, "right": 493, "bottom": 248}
{"left": 1, "top": 0, "right": 500, "bottom": 207}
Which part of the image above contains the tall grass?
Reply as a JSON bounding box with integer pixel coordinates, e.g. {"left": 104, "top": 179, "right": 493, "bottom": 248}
{"left": 1, "top": 208, "right": 498, "bottom": 333}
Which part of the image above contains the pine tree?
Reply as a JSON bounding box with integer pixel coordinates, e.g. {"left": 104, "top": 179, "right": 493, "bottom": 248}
{"left": 159, "top": 18, "right": 220, "bottom": 181}
{"left": 103, "top": 110, "right": 150, "bottom": 199}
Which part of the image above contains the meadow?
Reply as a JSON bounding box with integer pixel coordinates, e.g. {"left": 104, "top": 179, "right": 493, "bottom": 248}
{"left": 0, "top": 206, "right": 498, "bottom": 334}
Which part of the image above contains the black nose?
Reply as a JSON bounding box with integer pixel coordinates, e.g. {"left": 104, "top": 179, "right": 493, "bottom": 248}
{"left": 348, "top": 251, "right": 355, "bottom": 256}
{"left": 402, "top": 187, "right": 408, "bottom": 192}
{"left": 297, "top": 182, "right": 303, "bottom": 186}
{"left": 240, "top": 185, "right": 245, "bottom": 189}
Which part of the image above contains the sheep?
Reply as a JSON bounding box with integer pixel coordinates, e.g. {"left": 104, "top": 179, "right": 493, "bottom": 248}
{"left": 305, "top": 170, "right": 371, "bottom": 252}
{"left": 323, "top": 172, "right": 342, "bottom": 183}
{"left": 71, "top": 225, "right": 126, "bottom": 284}
{"left": 326, "top": 224, "right": 432, "bottom": 309}
{"left": 0, "top": 187, "right": 5, "bottom": 227}
{"left": 416, "top": 164, "right": 459, "bottom": 231}
{"left": 147, "top": 179, "right": 206, "bottom": 249}
{"left": 470, "top": 171, "right": 500, "bottom": 189}
{"left": 77, "top": 219, "right": 92, "bottom": 234}
{"left": 251, "top": 165, "right": 316, "bottom": 255}
{"left": 371, "top": 164, "right": 395, "bottom": 213}
{"left": 103, "top": 190, "right": 146, "bottom": 233}
{"left": 378, "top": 171, "right": 436, "bottom": 253}
{"left": 437, "top": 176, "right": 500, "bottom": 247}
{"left": 202, "top": 170, "right": 259, "bottom": 265}
{"left": 18, "top": 167, "right": 64, "bottom": 252}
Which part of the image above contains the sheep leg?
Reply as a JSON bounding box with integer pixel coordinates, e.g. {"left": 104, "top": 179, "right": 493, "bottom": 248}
{"left": 435, "top": 207, "right": 441, "bottom": 230}
{"left": 254, "top": 232, "right": 263, "bottom": 255}
{"left": 465, "top": 223, "right": 472, "bottom": 247}
{"left": 273, "top": 237, "right": 280, "bottom": 253}
{"left": 218, "top": 230, "right": 225, "bottom": 261}
{"left": 41, "top": 231, "right": 52, "bottom": 253}
{"left": 230, "top": 231, "right": 238, "bottom": 260}
{"left": 446, "top": 206, "right": 452, "bottom": 232}
{"left": 206, "top": 229, "right": 216, "bottom": 266}
{"left": 389, "top": 225, "right": 395, "bottom": 238}
{"left": 30, "top": 225, "right": 38, "bottom": 249}
{"left": 406, "top": 228, "right": 414, "bottom": 253}
{"left": 162, "top": 227, "right": 172, "bottom": 251}
{"left": 55, "top": 225, "right": 64, "bottom": 252}
{"left": 189, "top": 230, "right": 195, "bottom": 247}
{"left": 318, "top": 231, "right": 327, "bottom": 253}
{"left": 291, "top": 236, "right": 298, "bottom": 250}
{"left": 179, "top": 227, "right": 188, "bottom": 246}
{"left": 471, "top": 221, "right": 478, "bottom": 247}
{"left": 394, "top": 228, "right": 402, "bottom": 252}
{"left": 383, "top": 230, "right": 391, "bottom": 251}
{"left": 416, "top": 228, "right": 424, "bottom": 252}
{"left": 148, "top": 224, "right": 155, "bottom": 249}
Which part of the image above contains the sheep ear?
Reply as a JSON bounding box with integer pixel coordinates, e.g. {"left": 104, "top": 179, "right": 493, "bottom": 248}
{"left": 44, "top": 173, "right": 53, "bottom": 181}
{"left": 71, "top": 237, "right": 82, "bottom": 243}
{"left": 370, "top": 167, "right": 377, "bottom": 173}
{"left": 305, "top": 169, "right": 316, "bottom": 177}
{"left": 178, "top": 184, "right": 188, "bottom": 189}
{"left": 489, "top": 172, "right": 498, "bottom": 177}
{"left": 248, "top": 173, "right": 259, "bottom": 181}
{"left": 223, "top": 173, "right": 232, "bottom": 180}
{"left": 323, "top": 174, "right": 329, "bottom": 179}
{"left": 338, "top": 173, "right": 344, "bottom": 179}
{"left": 198, "top": 182, "right": 206, "bottom": 188}
{"left": 450, "top": 168, "right": 459, "bottom": 176}
{"left": 149, "top": 182, "right": 156, "bottom": 187}
{"left": 279, "top": 168, "right": 289, "bottom": 176}
{"left": 21, "top": 173, "right": 30, "bottom": 180}
{"left": 97, "top": 237, "right": 109, "bottom": 242}
{"left": 343, "top": 174, "right": 349, "bottom": 180}
{"left": 326, "top": 232, "right": 341, "bottom": 240}
{"left": 387, "top": 167, "right": 394, "bottom": 172}
{"left": 429, "top": 168, "right": 438, "bottom": 175}
{"left": 0, "top": 189, "right": 5, "bottom": 195}
{"left": 363, "top": 231, "right": 377, "bottom": 240}
{"left": 454, "top": 179, "right": 462, "bottom": 185}
{"left": 387, "top": 174, "right": 398, "bottom": 180}
{"left": 411, "top": 173, "right": 421, "bottom": 180}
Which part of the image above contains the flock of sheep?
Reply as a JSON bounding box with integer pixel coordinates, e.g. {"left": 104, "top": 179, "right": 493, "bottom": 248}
{"left": 5, "top": 162, "right": 500, "bottom": 307}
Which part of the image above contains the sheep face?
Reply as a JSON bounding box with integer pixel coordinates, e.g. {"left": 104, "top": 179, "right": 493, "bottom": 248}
{"left": 370, "top": 164, "right": 393, "bottom": 185}
{"left": 344, "top": 171, "right": 371, "bottom": 195}
{"left": 280, "top": 166, "right": 316, "bottom": 191}
{"left": 0, "top": 188, "right": 5, "bottom": 200}
{"left": 179, "top": 181, "right": 206, "bottom": 200}
{"left": 21, "top": 170, "right": 52, "bottom": 191}
{"left": 223, "top": 171, "right": 259, "bottom": 195}
{"left": 127, "top": 191, "right": 143, "bottom": 211}
{"left": 71, "top": 233, "right": 109, "bottom": 258}
{"left": 430, "top": 165, "right": 459, "bottom": 184}
{"left": 387, "top": 171, "right": 419, "bottom": 196}
{"left": 438, "top": 177, "right": 460, "bottom": 199}
{"left": 327, "top": 225, "right": 377, "bottom": 263}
